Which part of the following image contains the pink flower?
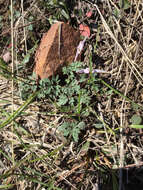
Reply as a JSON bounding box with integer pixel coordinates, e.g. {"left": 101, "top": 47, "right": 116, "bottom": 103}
{"left": 76, "top": 68, "right": 109, "bottom": 74}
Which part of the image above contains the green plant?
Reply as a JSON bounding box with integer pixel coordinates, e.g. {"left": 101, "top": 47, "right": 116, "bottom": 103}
{"left": 19, "top": 62, "right": 100, "bottom": 142}
{"left": 113, "top": 0, "right": 130, "bottom": 18}
{"left": 130, "top": 114, "right": 142, "bottom": 125}
{"left": 20, "top": 62, "right": 99, "bottom": 113}
{"left": 58, "top": 121, "right": 85, "bottom": 142}
{"left": 119, "top": 0, "right": 130, "bottom": 10}
{"left": 44, "top": 0, "right": 70, "bottom": 22}
{"left": 19, "top": 61, "right": 102, "bottom": 142}
{"left": 129, "top": 114, "right": 143, "bottom": 129}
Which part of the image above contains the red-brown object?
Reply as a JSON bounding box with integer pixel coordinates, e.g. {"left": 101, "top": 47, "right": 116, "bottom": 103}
{"left": 34, "top": 22, "right": 81, "bottom": 79}
{"left": 79, "top": 24, "right": 90, "bottom": 38}
{"left": 86, "top": 11, "right": 93, "bottom": 18}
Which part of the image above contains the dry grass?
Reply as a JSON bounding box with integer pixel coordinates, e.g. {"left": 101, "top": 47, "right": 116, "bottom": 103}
{"left": 0, "top": 0, "right": 143, "bottom": 189}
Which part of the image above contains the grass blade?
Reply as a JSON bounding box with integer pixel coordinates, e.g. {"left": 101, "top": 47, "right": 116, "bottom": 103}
{"left": 0, "top": 90, "right": 40, "bottom": 129}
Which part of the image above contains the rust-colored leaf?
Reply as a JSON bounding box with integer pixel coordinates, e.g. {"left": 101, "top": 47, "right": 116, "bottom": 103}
{"left": 34, "top": 22, "right": 81, "bottom": 79}
{"left": 86, "top": 11, "right": 93, "bottom": 18}
{"left": 79, "top": 24, "right": 90, "bottom": 38}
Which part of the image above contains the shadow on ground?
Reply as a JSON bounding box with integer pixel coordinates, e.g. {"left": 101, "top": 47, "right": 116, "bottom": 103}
{"left": 100, "top": 165, "right": 143, "bottom": 190}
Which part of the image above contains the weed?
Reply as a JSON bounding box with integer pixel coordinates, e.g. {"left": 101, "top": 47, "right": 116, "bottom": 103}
{"left": 43, "top": 0, "right": 70, "bottom": 22}
{"left": 58, "top": 121, "right": 85, "bottom": 142}
{"left": 20, "top": 61, "right": 100, "bottom": 141}
{"left": 20, "top": 62, "right": 99, "bottom": 109}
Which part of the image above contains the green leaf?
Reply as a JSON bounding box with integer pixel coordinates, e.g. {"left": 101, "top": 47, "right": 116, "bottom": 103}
{"left": 132, "top": 103, "right": 139, "bottom": 110}
{"left": 58, "top": 122, "right": 70, "bottom": 136}
{"left": 113, "top": 8, "right": 120, "bottom": 18}
{"left": 130, "top": 125, "right": 143, "bottom": 129}
{"left": 72, "top": 127, "right": 80, "bottom": 142}
{"left": 77, "top": 121, "right": 85, "bottom": 129}
{"left": 94, "top": 123, "right": 104, "bottom": 129}
{"left": 29, "top": 16, "right": 34, "bottom": 21}
{"left": 22, "top": 54, "right": 30, "bottom": 64}
{"left": 69, "top": 97, "right": 75, "bottom": 106}
{"left": 60, "top": 9, "right": 69, "bottom": 20}
{"left": 0, "top": 58, "right": 10, "bottom": 71}
{"left": 80, "top": 141, "right": 90, "bottom": 152}
{"left": 72, "top": 122, "right": 85, "bottom": 142}
{"left": 81, "top": 109, "right": 90, "bottom": 117}
{"left": 130, "top": 115, "right": 142, "bottom": 125}
{"left": 37, "top": 92, "right": 45, "bottom": 98}
{"left": 28, "top": 24, "right": 33, "bottom": 31}
{"left": 57, "top": 95, "right": 68, "bottom": 106}
{"left": 0, "top": 184, "right": 15, "bottom": 189}
{"left": 15, "top": 10, "right": 21, "bottom": 18}
{"left": 119, "top": 0, "right": 130, "bottom": 10}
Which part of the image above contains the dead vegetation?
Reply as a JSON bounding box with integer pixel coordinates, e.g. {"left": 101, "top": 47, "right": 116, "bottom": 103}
{"left": 0, "top": 0, "right": 143, "bottom": 190}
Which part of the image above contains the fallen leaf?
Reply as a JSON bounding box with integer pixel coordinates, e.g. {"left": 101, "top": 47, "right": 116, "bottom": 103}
{"left": 79, "top": 24, "right": 90, "bottom": 38}
{"left": 34, "top": 22, "right": 80, "bottom": 79}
